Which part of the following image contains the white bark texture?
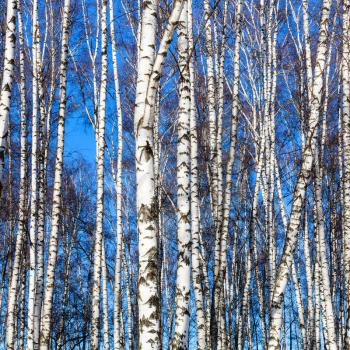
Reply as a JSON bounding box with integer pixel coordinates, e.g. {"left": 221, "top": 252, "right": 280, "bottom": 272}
{"left": 5, "top": 1, "right": 25, "bottom": 347}
{"left": 134, "top": 0, "right": 160, "bottom": 346}
{"left": 188, "top": 0, "right": 206, "bottom": 347}
{"left": 218, "top": 0, "right": 242, "bottom": 307}
{"left": 27, "top": 0, "right": 40, "bottom": 346}
{"left": 135, "top": 1, "right": 184, "bottom": 347}
{"left": 108, "top": 0, "right": 124, "bottom": 347}
{"left": 102, "top": 240, "right": 110, "bottom": 350}
{"left": 39, "top": 1, "right": 71, "bottom": 348}
{"left": 0, "top": 0, "right": 17, "bottom": 195}
{"left": 172, "top": 3, "right": 191, "bottom": 348}
{"left": 90, "top": 0, "right": 108, "bottom": 348}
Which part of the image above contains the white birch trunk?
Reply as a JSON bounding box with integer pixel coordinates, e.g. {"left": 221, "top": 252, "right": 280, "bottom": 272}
{"left": 18, "top": 262, "right": 27, "bottom": 350}
{"left": 218, "top": 0, "right": 242, "bottom": 305}
{"left": 39, "top": 1, "right": 71, "bottom": 348}
{"left": 102, "top": 239, "right": 110, "bottom": 350}
{"left": 313, "top": 160, "right": 337, "bottom": 349}
{"left": 135, "top": 1, "right": 184, "bottom": 347}
{"left": 27, "top": 0, "right": 40, "bottom": 345}
{"left": 134, "top": 0, "right": 159, "bottom": 346}
{"left": 301, "top": 0, "right": 313, "bottom": 100}
{"left": 251, "top": 136, "right": 268, "bottom": 348}
{"left": 33, "top": 12, "right": 45, "bottom": 348}
{"left": 302, "top": 216, "right": 314, "bottom": 347}
{"left": 114, "top": 231, "right": 122, "bottom": 350}
{"left": 291, "top": 263, "right": 306, "bottom": 347}
{"left": 237, "top": 247, "right": 251, "bottom": 350}
{"left": 5, "top": 1, "right": 26, "bottom": 347}
{"left": 188, "top": 0, "right": 206, "bottom": 347}
{"left": 90, "top": 0, "right": 108, "bottom": 348}
{"left": 172, "top": 3, "right": 191, "bottom": 348}
{"left": 203, "top": 0, "right": 219, "bottom": 296}
{"left": 314, "top": 252, "right": 321, "bottom": 348}
{"left": 215, "top": 0, "right": 228, "bottom": 248}
{"left": 0, "top": 0, "right": 17, "bottom": 195}
{"left": 122, "top": 240, "right": 133, "bottom": 348}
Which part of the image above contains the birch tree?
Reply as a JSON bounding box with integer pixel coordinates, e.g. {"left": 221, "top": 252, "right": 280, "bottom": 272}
{"left": 5, "top": 1, "right": 26, "bottom": 347}
{"left": 90, "top": 0, "right": 108, "bottom": 348}
{"left": 0, "top": 0, "right": 17, "bottom": 196}
{"left": 39, "top": 0, "right": 71, "bottom": 348}
{"left": 133, "top": 0, "right": 160, "bottom": 345}
{"left": 27, "top": 1, "right": 40, "bottom": 346}
{"left": 134, "top": 0, "right": 185, "bottom": 346}
{"left": 172, "top": 3, "right": 191, "bottom": 347}
{"left": 188, "top": 0, "right": 206, "bottom": 346}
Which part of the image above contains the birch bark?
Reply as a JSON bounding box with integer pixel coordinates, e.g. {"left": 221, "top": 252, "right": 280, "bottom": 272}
{"left": 203, "top": 1, "right": 219, "bottom": 304}
{"left": 27, "top": 1, "right": 40, "bottom": 345}
{"left": 5, "top": 1, "right": 26, "bottom": 347}
{"left": 291, "top": 263, "right": 306, "bottom": 347}
{"left": 34, "top": 12, "right": 46, "bottom": 347}
{"left": 39, "top": 1, "right": 71, "bottom": 348}
{"left": 134, "top": 1, "right": 185, "bottom": 347}
{"left": 102, "top": 239, "right": 110, "bottom": 350}
{"left": 172, "top": 3, "right": 191, "bottom": 348}
{"left": 134, "top": 0, "right": 160, "bottom": 346}
{"left": 313, "top": 157, "right": 337, "bottom": 348}
{"left": 188, "top": 0, "right": 206, "bottom": 347}
{"left": 108, "top": 0, "right": 124, "bottom": 347}
{"left": 218, "top": 0, "right": 242, "bottom": 307}
{"left": 0, "top": 0, "right": 17, "bottom": 195}
{"left": 302, "top": 215, "right": 314, "bottom": 347}
{"left": 90, "top": 0, "right": 108, "bottom": 348}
